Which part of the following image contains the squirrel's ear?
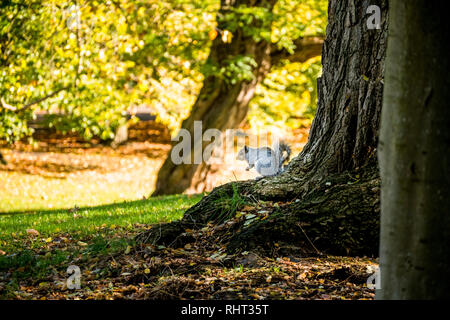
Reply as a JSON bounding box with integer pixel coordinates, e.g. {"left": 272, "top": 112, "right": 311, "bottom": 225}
{"left": 244, "top": 145, "right": 249, "bottom": 152}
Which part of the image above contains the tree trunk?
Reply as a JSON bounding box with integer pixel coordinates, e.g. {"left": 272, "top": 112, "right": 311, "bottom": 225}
{"left": 0, "top": 151, "right": 6, "bottom": 165}
{"left": 139, "top": 0, "right": 388, "bottom": 257}
{"left": 377, "top": 0, "right": 450, "bottom": 299}
{"left": 152, "top": 0, "right": 323, "bottom": 196}
{"left": 288, "top": 0, "right": 387, "bottom": 177}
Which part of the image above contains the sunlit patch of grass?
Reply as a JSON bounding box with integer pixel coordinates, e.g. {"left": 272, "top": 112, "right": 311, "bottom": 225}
{"left": 0, "top": 150, "right": 163, "bottom": 213}
{"left": 0, "top": 194, "right": 202, "bottom": 241}
{"left": 0, "top": 194, "right": 202, "bottom": 289}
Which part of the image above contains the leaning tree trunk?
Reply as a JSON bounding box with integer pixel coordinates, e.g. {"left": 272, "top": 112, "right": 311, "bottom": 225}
{"left": 377, "top": 0, "right": 450, "bottom": 299}
{"left": 139, "top": 0, "right": 388, "bottom": 257}
{"left": 153, "top": 0, "right": 323, "bottom": 196}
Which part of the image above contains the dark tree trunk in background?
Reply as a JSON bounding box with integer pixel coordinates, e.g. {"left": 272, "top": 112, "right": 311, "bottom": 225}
{"left": 153, "top": 0, "right": 323, "bottom": 196}
{"left": 153, "top": 0, "right": 274, "bottom": 196}
{"left": 377, "top": 0, "right": 450, "bottom": 299}
{"left": 139, "top": 0, "right": 387, "bottom": 257}
{"left": 0, "top": 151, "right": 6, "bottom": 165}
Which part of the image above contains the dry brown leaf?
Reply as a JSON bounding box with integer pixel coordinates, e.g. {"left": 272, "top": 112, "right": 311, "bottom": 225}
{"left": 26, "top": 228, "right": 40, "bottom": 236}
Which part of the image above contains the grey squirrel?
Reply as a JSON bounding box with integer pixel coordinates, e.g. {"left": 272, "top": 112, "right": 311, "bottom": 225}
{"left": 237, "top": 140, "right": 291, "bottom": 178}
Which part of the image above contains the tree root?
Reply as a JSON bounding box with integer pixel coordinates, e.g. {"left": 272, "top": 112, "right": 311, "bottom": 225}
{"left": 136, "top": 164, "right": 380, "bottom": 257}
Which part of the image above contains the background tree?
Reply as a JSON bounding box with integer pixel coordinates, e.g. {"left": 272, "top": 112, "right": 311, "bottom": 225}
{"left": 0, "top": 0, "right": 216, "bottom": 146}
{"left": 1, "top": 0, "right": 324, "bottom": 168}
{"left": 378, "top": 0, "right": 450, "bottom": 299}
{"left": 152, "top": 0, "right": 326, "bottom": 196}
{"left": 138, "top": 0, "right": 388, "bottom": 256}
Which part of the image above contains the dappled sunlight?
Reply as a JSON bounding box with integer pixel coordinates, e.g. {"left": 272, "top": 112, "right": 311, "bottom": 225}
{"left": 0, "top": 126, "right": 309, "bottom": 212}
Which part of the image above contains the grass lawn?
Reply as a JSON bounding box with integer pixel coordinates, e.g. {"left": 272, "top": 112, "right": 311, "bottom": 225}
{"left": 0, "top": 192, "right": 377, "bottom": 300}
{"left": 0, "top": 194, "right": 203, "bottom": 298}
{"left": 0, "top": 194, "right": 202, "bottom": 238}
{"left": 0, "top": 148, "right": 167, "bottom": 213}
{"left": 0, "top": 141, "right": 206, "bottom": 298}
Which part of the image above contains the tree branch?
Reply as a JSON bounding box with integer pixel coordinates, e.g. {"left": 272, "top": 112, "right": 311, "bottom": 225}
{"left": 0, "top": 86, "right": 70, "bottom": 113}
{"left": 271, "top": 35, "right": 324, "bottom": 65}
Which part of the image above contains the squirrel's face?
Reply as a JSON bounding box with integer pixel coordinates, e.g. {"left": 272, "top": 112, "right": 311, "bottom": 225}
{"left": 237, "top": 145, "right": 248, "bottom": 160}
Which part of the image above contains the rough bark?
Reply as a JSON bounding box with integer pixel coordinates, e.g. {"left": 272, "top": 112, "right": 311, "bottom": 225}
{"left": 377, "top": 0, "right": 450, "bottom": 299}
{"left": 289, "top": 0, "right": 387, "bottom": 176}
{"left": 152, "top": 0, "right": 323, "bottom": 196}
{"left": 139, "top": 0, "right": 388, "bottom": 257}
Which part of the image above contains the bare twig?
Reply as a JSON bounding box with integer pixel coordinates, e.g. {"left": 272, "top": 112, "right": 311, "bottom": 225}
{"left": 297, "top": 222, "right": 321, "bottom": 254}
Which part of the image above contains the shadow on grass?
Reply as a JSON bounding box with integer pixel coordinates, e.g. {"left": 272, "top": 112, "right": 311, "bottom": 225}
{"left": 0, "top": 193, "right": 203, "bottom": 217}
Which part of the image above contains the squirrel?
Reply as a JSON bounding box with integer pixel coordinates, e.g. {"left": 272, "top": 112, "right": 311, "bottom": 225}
{"left": 237, "top": 140, "right": 291, "bottom": 178}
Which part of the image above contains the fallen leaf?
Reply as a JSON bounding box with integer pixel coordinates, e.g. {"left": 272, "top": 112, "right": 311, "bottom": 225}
{"left": 241, "top": 205, "right": 254, "bottom": 212}
{"left": 26, "top": 229, "right": 39, "bottom": 236}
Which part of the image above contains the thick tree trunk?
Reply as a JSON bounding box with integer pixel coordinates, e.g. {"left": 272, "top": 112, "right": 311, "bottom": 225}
{"left": 288, "top": 0, "right": 387, "bottom": 176}
{"left": 152, "top": 0, "right": 323, "bottom": 196}
{"left": 377, "top": 0, "right": 450, "bottom": 299}
{"left": 139, "top": 0, "right": 388, "bottom": 257}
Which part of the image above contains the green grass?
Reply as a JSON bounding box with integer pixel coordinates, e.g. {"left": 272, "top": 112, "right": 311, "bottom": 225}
{"left": 0, "top": 194, "right": 202, "bottom": 240}
{"left": 0, "top": 165, "right": 158, "bottom": 213}
{"left": 0, "top": 194, "right": 202, "bottom": 293}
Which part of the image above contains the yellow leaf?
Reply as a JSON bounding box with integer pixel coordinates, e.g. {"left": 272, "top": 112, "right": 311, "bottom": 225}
{"left": 137, "top": 7, "right": 146, "bottom": 17}
{"left": 144, "top": 268, "right": 150, "bottom": 274}
{"left": 45, "top": 237, "right": 52, "bottom": 243}
{"left": 208, "top": 29, "right": 218, "bottom": 41}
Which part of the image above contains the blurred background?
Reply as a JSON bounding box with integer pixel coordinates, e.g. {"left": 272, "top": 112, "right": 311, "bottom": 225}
{"left": 0, "top": 0, "right": 327, "bottom": 212}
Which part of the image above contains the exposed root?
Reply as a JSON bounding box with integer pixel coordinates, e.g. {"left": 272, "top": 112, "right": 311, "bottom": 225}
{"left": 136, "top": 164, "right": 380, "bottom": 257}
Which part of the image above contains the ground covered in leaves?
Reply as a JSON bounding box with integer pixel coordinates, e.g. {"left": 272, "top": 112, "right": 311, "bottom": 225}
{"left": 0, "top": 215, "right": 378, "bottom": 300}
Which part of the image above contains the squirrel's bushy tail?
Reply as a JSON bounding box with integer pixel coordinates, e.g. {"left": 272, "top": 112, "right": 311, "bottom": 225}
{"left": 271, "top": 139, "right": 291, "bottom": 173}
{"left": 279, "top": 141, "right": 291, "bottom": 164}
